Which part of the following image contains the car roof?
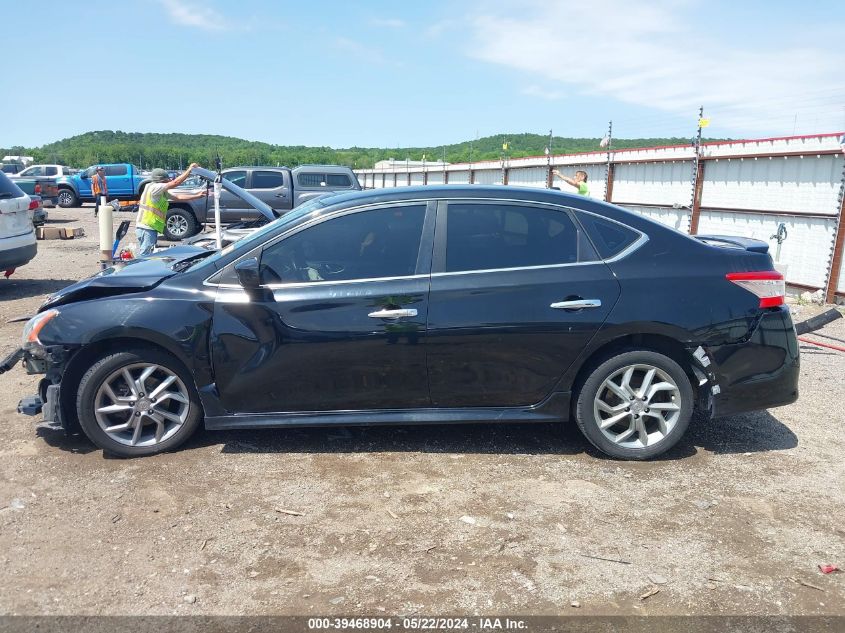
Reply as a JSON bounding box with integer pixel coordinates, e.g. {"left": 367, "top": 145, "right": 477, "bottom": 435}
{"left": 313, "top": 185, "right": 675, "bottom": 237}
{"left": 318, "top": 185, "right": 583, "bottom": 207}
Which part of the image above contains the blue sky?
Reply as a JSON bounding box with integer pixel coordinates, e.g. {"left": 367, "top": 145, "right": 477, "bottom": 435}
{"left": 3, "top": 0, "right": 844, "bottom": 148}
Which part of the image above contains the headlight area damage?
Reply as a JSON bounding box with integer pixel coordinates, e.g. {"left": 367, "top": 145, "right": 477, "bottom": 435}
{"left": 2, "top": 309, "right": 66, "bottom": 420}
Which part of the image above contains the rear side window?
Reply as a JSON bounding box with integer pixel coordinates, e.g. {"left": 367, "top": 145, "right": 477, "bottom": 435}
{"left": 326, "top": 173, "right": 351, "bottom": 187}
{"left": 297, "top": 173, "right": 326, "bottom": 187}
{"left": 0, "top": 172, "right": 25, "bottom": 198}
{"left": 252, "top": 171, "right": 286, "bottom": 189}
{"left": 105, "top": 165, "right": 127, "bottom": 176}
{"left": 45, "top": 166, "right": 58, "bottom": 177}
{"left": 445, "top": 203, "right": 588, "bottom": 272}
{"left": 577, "top": 212, "right": 640, "bottom": 259}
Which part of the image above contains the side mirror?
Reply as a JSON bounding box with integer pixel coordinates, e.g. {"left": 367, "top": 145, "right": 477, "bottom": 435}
{"left": 80, "top": 172, "right": 90, "bottom": 179}
{"left": 234, "top": 257, "right": 261, "bottom": 290}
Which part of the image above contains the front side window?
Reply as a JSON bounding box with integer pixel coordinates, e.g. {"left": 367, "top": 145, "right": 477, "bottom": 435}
{"left": 445, "top": 203, "right": 586, "bottom": 272}
{"left": 21, "top": 166, "right": 42, "bottom": 177}
{"left": 223, "top": 170, "right": 247, "bottom": 188}
{"left": 259, "top": 205, "right": 426, "bottom": 284}
{"left": 252, "top": 171, "right": 286, "bottom": 189}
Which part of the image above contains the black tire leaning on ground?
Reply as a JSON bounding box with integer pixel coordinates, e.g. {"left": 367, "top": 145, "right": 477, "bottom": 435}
{"left": 57, "top": 188, "right": 79, "bottom": 208}
{"left": 574, "top": 349, "right": 694, "bottom": 460}
{"left": 76, "top": 348, "right": 203, "bottom": 457}
{"left": 164, "top": 207, "right": 199, "bottom": 241}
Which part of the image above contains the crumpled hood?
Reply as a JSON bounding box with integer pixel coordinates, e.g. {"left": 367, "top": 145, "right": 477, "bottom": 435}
{"left": 40, "top": 245, "right": 208, "bottom": 310}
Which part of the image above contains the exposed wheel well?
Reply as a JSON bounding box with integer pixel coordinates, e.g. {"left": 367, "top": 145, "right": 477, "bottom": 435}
{"left": 570, "top": 333, "right": 700, "bottom": 408}
{"left": 59, "top": 337, "right": 192, "bottom": 432}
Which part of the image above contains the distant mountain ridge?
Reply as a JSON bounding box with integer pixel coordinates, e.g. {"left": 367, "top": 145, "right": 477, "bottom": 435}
{"left": 6, "top": 130, "right": 722, "bottom": 169}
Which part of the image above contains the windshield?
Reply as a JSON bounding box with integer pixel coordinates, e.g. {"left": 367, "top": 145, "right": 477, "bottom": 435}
{"left": 190, "top": 194, "right": 339, "bottom": 272}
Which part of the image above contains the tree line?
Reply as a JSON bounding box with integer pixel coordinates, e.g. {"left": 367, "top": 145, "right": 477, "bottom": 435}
{"left": 3, "top": 130, "right": 719, "bottom": 170}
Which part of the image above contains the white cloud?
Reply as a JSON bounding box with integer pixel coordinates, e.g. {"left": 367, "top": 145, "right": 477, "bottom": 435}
{"left": 370, "top": 17, "right": 406, "bottom": 28}
{"left": 521, "top": 85, "right": 566, "bottom": 101}
{"left": 467, "top": 0, "right": 845, "bottom": 134}
{"left": 158, "top": 0, "right": 230, "bottom": 31}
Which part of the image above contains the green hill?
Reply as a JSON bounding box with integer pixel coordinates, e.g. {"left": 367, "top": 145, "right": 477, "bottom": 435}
{"left": 7, "top": 130, "right": 717, "bottom": 170}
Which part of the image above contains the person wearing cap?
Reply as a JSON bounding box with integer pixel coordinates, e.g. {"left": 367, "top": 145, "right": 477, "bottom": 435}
{"left": 136, "top": 163, "right": 205, "bottom": 256}
{"left": 91, "top": 166, "right": 108, "bottom": 215}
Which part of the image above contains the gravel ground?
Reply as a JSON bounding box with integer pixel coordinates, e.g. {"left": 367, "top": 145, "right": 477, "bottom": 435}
{"left": 0, "top": 206, "right": 843, "bottom": 616}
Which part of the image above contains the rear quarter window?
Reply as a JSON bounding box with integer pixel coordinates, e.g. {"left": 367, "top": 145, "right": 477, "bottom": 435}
{"left": 576, "top": 212, "right": 640, "bottom": 259}
{"left": 326, "top": 173, "right": 352, "bottom": 187}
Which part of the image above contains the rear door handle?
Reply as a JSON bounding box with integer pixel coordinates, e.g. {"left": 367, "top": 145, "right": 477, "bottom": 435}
{"left": 550, "top": 299, "right": 602, "bottom": 310}
{"left": 368, "top": 308, "right": 418, "bottom": 319}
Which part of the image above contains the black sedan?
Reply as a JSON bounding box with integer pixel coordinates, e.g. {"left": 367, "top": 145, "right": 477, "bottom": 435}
{"left": 7, "top": 185, "right": 799, "bottom": 459}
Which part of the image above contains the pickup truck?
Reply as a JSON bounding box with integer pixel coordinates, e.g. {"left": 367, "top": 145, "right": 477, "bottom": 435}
{"left": 56, "top": 163, "right": 149, "bottom": 208}
{"left": 10, "top": 164, "right": 75, "bottom": 179}
{"left": 12, "top": 178, "right": 59, "bottom": 208}
{"left": 163, "top": 164, "right": 360, "bottom": 241}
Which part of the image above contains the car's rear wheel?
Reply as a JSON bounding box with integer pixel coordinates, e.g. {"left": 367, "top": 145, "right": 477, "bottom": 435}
{"left": 164, "top": 208, "right": 199, "bottom": 241}
{"left": 575, "top": 350, "right": 693, "bottom": 460}
{"left": 57, "top": 189, "right": 78, "bottom": 208}
{"left": 76, "top": 348, "right": 203, "bottom": 457}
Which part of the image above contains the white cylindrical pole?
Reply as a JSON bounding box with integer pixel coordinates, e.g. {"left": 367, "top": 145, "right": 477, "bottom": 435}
{"left": 97, "top": 195, "right": 113, "bottom": 263}
{"left": 213, "top": 181, "right": 222, "bottom": 250}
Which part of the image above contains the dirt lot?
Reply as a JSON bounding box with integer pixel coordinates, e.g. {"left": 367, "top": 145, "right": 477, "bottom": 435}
{"left": 0, "top": 205, "right": 843, "bottom": 617}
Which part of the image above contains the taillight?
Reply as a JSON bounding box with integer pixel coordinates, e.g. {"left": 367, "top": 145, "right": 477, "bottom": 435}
{"left": 34, "top": 183, "right": 41, "bottom": 194}
{"left": 726, "top": 271, "right": 785, "bottom": 308}
{"left": 28, "top": 199, "right": 39, "bottom": 210}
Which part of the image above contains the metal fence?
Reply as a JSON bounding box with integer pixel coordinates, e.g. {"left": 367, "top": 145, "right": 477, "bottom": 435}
{"left": 354, "top": 132, "right": 845, "bottom": 302}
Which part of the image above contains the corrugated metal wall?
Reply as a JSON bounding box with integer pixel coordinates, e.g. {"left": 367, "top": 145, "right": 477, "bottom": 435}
{"left": 356, "top": 133, "right": 845, "bottom": 298}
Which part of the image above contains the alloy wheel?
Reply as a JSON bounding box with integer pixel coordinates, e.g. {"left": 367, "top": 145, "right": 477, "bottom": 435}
{"left": 58, "top": 191, "right": 75, "bottom": 207}
{"left": 93, "top": 363, "right": 191, "bottom": 447}
{"left": 166, "top": 215, "right": 189, "bottom": 237}
{"left": 593, "top": 363, "right": 681, "bottom": 449}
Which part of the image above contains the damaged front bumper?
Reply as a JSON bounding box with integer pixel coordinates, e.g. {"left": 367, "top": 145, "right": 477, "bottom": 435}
{"left": 2, "top": 344, "right": 69, "bottom": 429}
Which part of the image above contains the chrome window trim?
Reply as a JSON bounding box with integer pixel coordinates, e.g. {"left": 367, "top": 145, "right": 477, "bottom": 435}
{"left": 215, "top": 273, "right": 429, "bottom": 291}
{"left": 204, "top": 199, "right": 434, "bottom": 288}
{"left": 202, "top": 196, "right": 648, "bottom": 287}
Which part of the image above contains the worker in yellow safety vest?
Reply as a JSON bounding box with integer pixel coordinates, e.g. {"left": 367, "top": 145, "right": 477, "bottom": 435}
{"left": 136, "top": 164, "right": 206, "bottom": 256}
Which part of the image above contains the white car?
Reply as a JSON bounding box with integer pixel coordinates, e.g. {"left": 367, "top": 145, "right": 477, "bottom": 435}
{"left": 0, "top": 173, "right": 36, "bottom": 275}
{"left": 10, "top": 164, "right": 74, "bottom": 179}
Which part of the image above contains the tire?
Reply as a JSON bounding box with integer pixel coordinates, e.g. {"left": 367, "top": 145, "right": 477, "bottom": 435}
{"left": 575, "top": 349, "right": 693, "bottom": 460}
{"left": 76, "top": 348, "right": 203, "bottom": 457}
{"left": 57, "top": 188, "right": 79, "bottom": 208}
{"left": 164, "top": 207, "right": 199, "bottom": 241}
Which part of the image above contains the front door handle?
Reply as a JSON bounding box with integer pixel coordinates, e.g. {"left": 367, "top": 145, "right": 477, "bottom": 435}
{"left": 368, "top": 308, "right": 418, "bottom": 319}
{"left": 550, "top": 299, "right": 602, "bottom": 310}
{"left": 275, "top": 192, "right": 287, "bottom": 198}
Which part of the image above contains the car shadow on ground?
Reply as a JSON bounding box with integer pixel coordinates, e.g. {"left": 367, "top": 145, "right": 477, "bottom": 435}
{"left": 35, "top": 408, "right": 797, "bottom": 461}
{"left": 1, "top": 279, "right": 78, "bottom": 301}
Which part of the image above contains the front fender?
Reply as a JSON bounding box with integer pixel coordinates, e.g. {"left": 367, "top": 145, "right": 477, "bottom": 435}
{"left": 37, "top": 290, "right": 216, "bottom": 388}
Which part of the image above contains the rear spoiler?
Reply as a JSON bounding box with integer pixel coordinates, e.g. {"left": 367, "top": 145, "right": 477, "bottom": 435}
{"left": 695, "top": 234, "right": 769, "bottom": 254}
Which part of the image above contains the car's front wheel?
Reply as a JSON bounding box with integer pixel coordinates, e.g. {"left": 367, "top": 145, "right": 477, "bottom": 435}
{"left": 575, "top": 349, "right": 693, "bottom": 460}
{"left": 164, "top": 208, "right": 199, "bottom": 241}
{"left": 76, "top": 348, "right": 203, "bottom": 457}
{"left": 57, "top": 189, "right": 79, "bottom": 208}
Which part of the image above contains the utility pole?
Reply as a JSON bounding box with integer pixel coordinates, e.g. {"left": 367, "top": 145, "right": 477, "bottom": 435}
{"left": 545, "top": 129, "right": 553, "bottom": 188}
{"left": 689, "top": 106, "right": 705, "bottom": 234}
{"left": 604, "top": 120, "right": 613, "bottom": 201}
